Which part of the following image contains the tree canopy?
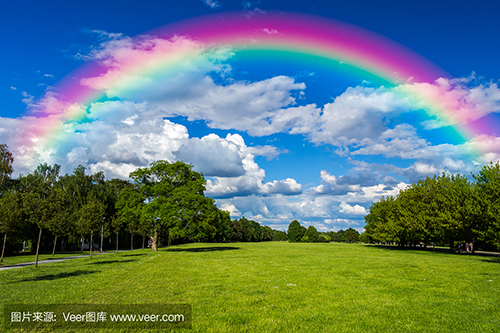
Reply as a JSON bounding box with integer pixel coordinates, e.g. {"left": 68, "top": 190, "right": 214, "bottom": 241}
{"left": 364, "top": 168, "right": 499, "bottom": 251}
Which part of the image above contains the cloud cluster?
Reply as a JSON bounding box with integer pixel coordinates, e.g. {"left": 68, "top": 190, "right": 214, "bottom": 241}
{"left": 205, "top": 134, "right": 302, "bottom": 198}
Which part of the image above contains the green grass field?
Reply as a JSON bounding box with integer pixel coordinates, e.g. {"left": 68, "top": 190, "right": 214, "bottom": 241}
{"left": 1, "top": 242, "right": 499, "bottom": 332}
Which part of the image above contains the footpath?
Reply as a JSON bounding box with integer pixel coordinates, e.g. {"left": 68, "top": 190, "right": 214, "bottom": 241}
{"left": 0, "top": 251, "right": 117, "bottom": 271}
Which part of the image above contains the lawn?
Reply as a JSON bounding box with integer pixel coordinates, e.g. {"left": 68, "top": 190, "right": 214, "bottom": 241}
{"left": 1, "top": 242, "right": 499, "bottom": 332}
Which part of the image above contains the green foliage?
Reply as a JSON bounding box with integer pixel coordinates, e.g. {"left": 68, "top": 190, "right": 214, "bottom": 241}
{"left": 344, "top": 228, "right": 360, "bottom": 243}
{"left": 273, "top": 230, "right": 288, "bottom": 241}
{"left": 474, "top": 161, "right": 500, "bottom": 249}
{"left": 287, "top": 220, "right": 304, "bottom": 242}
{"left": 364, "top": 169, "right": 498, "bottom": 250}
{"left": 77, "top": 200, "right": 106, "bottom": 236}
{"left": 0, "top": 144, "right": 14, "bottom": 191}
{"left": 317, "top": 235, "right": 328, "bottom": 242}
{"left": 304, "top": 225, "right": 319, "bottom": 242}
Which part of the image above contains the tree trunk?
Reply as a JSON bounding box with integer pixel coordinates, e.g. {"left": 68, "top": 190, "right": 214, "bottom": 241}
{"left": 131, "top": 233, "right": 134, "bottom": 251}
{"left": 142, "top": 236, "right": 145, "bottom": 250}
{"left": 0, "top": 234, "right": 6, "bottom": 263}
{"left": 52, "top": 235, "right": 58, "bottom": 257}
{"left": 60, "top": 237, "right": 67, "bottom": 251}
{"left": 90, "top": 233, "right": 93, "bottom": 259}
{"left": 116, "top": 232, "right": 119, "bottom": 252}
{"left": 81, "top": 236, "right": 84, "bottom": 253}
{"left": 35, "top": 227, "right": 42, "bottom": 268}
{"left": 151, "top": 228, "right": 158, "bottom": 252}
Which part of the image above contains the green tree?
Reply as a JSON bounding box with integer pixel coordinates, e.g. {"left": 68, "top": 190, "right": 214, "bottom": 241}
{"left": 228, "top": 219, "right": 243, "bottom": 241}
{"left": 344, "top": 228, "right": 360, "bottom": 243}
{"left": 273, "top": 230, "right": 288, "bottom": 241}
{"left": 76, "top": 200, "right": 106, "bottom": 258}
{"left": 287, "top": 220, "right": 304, "bottom": 242}
{"left": 249, "top": 220, "right": 263, "bottom": 242}
{"left": 237, "top": 217, "right": 253, "bottom": 242}
{"left": 474, "top": 161, "right": 500, "bottom": 249}
{"left": 0, "top": 144, "right": 14, "bottom": 191}
{"left": 21, "top": 164, "right": 61, "bottom": 267}
{"left": 117, "top": 160, "right": 210, "bottom": 251}
{"left": 304, "top": 225, "right": 319, "bottom": 242}
{"left": 0, "top": 191, "right": 22, "bottom": 262}
{"left": 261, "top": 226, "right": 274, "bottom": 241}
{"left": 364, "top": 196, "right": 401, "bottom": 244}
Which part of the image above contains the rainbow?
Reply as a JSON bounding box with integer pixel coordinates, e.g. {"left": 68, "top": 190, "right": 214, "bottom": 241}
{"left": 24, "top": 11, "right": 479, "bottom": 152}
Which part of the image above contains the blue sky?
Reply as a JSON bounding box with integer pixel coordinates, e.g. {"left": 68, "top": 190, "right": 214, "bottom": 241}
{"left": 1, "top": 0, "right": 500, "bottom": 232}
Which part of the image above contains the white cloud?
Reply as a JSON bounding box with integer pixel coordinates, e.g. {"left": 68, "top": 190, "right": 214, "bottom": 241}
{"left": 219, "top": 203, "right": 241, "bottom": 217}
{"left": 396, "top": 78, "right": 500, "bottom": 128}
{"left": 174, "top": 133, "right": 245, "bottom": 177}
{"left": 201, "top": 0, "right": 221, "bottom": 8}
{"left": 206, "top": 134, "right": 302, "bottom": 198}
{"left": 170, "top": 76, "right": 306, "bottom": 136}
{"left": 21, "top": 91, "right": 35, "bottom": 106}
{"left": 313, "top": 170, "right": 363, "bottom": 195}
{"left": 339, "top": 201, "right": 367, "bottom": 215}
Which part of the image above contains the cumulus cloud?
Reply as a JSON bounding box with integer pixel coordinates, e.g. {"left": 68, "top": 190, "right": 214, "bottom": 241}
{"left": 219, "top": 203, "right": 241, "bottom": 217}
{"left": 174, "top": 134, "right": 245, "bottom": 177}
{"left": 313, "top": 170, "right": 362, "bottom": 195}
{"left": 396, "top": 78, "right": 500, "bottom": 128}
{"left": 339, "top": 201, "right": 367, "bottom": 215}
{"left": 214, "top": 177, "right": 407, "bottom": 231}
{"left": 170, "top": 76, "right": 306, "bottom": 136}
{"left": 206, "top": 134, "right": 302, "bottom": 198}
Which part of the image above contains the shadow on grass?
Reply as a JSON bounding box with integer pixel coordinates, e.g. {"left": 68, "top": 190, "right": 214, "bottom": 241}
{"left": 122, "top": 253, "right": 149, "bottom": 257}
{"left": 165, "top": 246, "right": 241, "bottom": 253}
{"left": 365, "top": 244, "right": 454, "bottom": 254}
{"left": 12, "top": 270, "right": 99, "bottom": 283}
{"left": 89, "top": 259, "right": 137, "bottom": 265}
{"left": 479, "top": 257, "right": 500, "bottom": 264}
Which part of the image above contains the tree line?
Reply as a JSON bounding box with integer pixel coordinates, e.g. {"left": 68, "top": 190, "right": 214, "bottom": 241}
{"left": 286, "top": 220, "right": 360, "bottom": 243}
{"left": 0, "top": 144, "right": 287, "bottom": 264}
{"left": 364, "top": 161, "right": 500, "bottom": 252}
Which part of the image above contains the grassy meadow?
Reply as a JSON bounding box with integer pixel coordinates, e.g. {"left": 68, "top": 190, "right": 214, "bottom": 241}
{"left": 1, "top": 242, "right": 499, "bottom": 332}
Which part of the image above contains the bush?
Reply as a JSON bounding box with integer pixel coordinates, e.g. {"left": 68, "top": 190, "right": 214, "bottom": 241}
{"left": 318, "top": 235, "right": 328, "bottom": 243}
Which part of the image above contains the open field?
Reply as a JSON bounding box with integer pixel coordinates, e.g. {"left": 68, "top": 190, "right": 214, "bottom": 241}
{"left": 1, "top": 242, "right": 499, "bottom": 332}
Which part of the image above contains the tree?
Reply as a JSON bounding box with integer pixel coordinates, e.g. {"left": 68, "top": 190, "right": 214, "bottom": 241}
{"left": 364, "top": 196, "right": 400, "bottom": 244}
{"left": 474, "top": 161, "right": 500, "bottom": 249}
{"left": 105, "top": 179, "right": 132, "bottom": 251}
{"left": 249, "top": 220, "right": 263, "bottom": 242}
{"left": 261, "top": 226, "right": 274, "bottom": 241}
{"left": 0, "top": 144, "right": 14, "bottom": 191}
{"left": 117, "top": 160, "right": 210, "bottom": 251}
{"left": 344, "top": 228, "right": 360, "bottom": 243}
{"left": 0, "top": 191, "right": 22, "bottom": 262}
{"left": 317, "top": 233, "right": 330, "bottom": 243}
{"left": 77, "top": 200, "right": 106, "bottom": 258}
{"left": 273, "top": 230, "right": 288, "bottom": 241}
{"left": 21, "top": 164, "right": 61, "bottom": 267}
{"left": 228, "top": 219, "right": 243, "bottom": 241}
{"left": 303, "top": 225, "right": 319, "bottom": 242}
{"left": 287, "top": 220, "right": 304, "bottom": 242}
